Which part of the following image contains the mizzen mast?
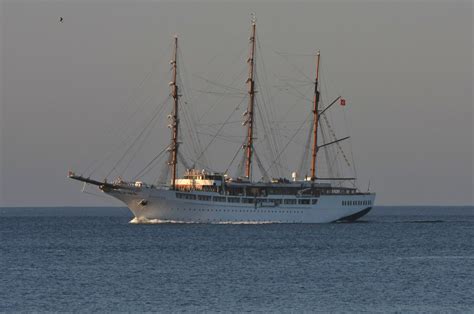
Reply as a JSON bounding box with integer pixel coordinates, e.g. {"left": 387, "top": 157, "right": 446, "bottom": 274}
{"left": 244, "top": 16, "right": 257, "bottom": 180}
{"left": 310, "top": 50, "right": 321, "bottom": 180}
{"left": 169, "top": 35, "right": 179, "bottom": 189}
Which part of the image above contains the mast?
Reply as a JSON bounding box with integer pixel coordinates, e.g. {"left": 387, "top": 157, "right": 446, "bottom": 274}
{"left": 169, "top": 35, "right": 179, "bottom": 189}
{"left": 310, "top": 50, "right": 321, "bottom": 180}
{"left": 244, "top": 17, "right": 257, "bottom": 180}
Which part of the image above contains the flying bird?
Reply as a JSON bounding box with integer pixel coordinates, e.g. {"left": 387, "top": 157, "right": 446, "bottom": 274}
{"left": 59, "top": 17, "right": 63, "bottom": 23}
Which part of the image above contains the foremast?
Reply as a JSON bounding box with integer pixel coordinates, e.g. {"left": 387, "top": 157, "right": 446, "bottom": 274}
{"left": 169, "top": 35, "right": 179, "bottom": 189}
{"left": 310, "top": 51, "right": 321, "bottom": 181}
{"left": 244, "top": 17, "right": 257, "bottom": 180}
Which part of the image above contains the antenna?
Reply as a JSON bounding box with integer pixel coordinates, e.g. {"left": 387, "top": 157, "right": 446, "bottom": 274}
{"left": 250, "top": 12, "right": 256, "bottom": 24}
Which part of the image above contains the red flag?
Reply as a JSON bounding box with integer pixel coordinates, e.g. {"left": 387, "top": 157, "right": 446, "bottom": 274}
{"left": 340, "top": 98, "right": 346, "bottom": 106}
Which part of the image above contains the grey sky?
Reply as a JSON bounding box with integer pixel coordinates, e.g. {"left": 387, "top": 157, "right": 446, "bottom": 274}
{"left": 1, "top": 0, "right": 472, "bottom": 206}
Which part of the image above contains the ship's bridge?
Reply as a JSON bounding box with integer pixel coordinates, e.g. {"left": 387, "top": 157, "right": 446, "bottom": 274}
{"left": 175, "top": 169, "right": 224, "bottom": 192}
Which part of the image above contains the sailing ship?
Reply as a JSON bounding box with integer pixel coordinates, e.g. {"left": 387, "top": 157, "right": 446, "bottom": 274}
{"left": 69, "top": 18, "right": 375, "bottom": 223}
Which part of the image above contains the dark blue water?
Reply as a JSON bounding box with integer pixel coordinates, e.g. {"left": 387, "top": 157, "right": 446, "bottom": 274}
{"left": 1, "top": 206, "right": 473, "bottom": 312}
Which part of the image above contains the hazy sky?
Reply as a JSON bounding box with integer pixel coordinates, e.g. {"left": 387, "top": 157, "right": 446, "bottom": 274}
{"left": 1, "top": 0, "right": 472, "bottom": 206}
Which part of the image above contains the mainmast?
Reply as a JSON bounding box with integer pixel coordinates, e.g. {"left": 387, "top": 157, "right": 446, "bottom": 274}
{"left": 244, "top": 17, "right": 257, "bottom": 180}
{"left": 169, "top": 35, "right": 179, "bottom": 189}
{"left": 310, "top": 51, "right": 321, "bottom": 180}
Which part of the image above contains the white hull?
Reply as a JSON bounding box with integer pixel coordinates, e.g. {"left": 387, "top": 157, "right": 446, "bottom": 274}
{"left": 106, "top": 187, "right": 375, "bottom": 223}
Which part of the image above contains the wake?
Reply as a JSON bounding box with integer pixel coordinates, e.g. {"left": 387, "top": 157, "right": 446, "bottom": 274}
{"left": 129, "top": 217, "right": 276, "bottom": 225}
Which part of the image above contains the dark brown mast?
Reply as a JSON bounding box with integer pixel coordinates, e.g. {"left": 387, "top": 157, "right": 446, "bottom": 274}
{"left": 310, "top": 50, "right": 321, "bottom": 180}
{"left": 169, "top": 35, "right": 179, "bottom": 189}
{"left": 244, "top": 18, "right": 257, "bottom": 180}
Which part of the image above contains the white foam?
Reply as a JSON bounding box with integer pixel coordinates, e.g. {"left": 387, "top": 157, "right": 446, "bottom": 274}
{"left": 129, "top": 217, "right": 277, "bottom": 225}
{"left": 129, "top": 217, "right": 192, "bottom": 224}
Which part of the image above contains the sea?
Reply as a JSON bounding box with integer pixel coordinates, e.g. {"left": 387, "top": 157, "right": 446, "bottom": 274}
{"left": 1, "top": 206, "right": 473, "bottom": 312}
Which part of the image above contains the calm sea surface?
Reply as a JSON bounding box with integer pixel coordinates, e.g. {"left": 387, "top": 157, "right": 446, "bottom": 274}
{"left": 1, "top": 206, "right": 473, "bottom": 312}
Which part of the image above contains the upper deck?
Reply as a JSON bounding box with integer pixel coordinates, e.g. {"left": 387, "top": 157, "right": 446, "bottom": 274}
{"left": 173, "top": 169, "right": 362, "bottom": 197}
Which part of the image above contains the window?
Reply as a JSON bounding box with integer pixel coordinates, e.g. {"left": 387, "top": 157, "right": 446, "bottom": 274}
{"left": 284, "top": 199, "right": 297, "bottom": 205}
{"left": 213, "top": 196, "right": 226, "bottom": 202}
{"left": 228, "top": 197, "right": 240, "bottom": 203}
{"left": 298, "top": 199, "right": 310, "bottom": 205}
{"left": 176, "top": 192, "right": 196, "bottom": 200}
{"left": 198, "top": 195, "right": 211, "bottom": 201}
{"left": 312, "top": 199, "right": 318, "bottom": 204}
{"left": 242, "top": 198, "right": 255, "bottom": 204}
